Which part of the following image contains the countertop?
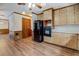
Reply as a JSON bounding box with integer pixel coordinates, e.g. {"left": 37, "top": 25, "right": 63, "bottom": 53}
{"left": 52, "top": 25, "right": 79, "bottom": 34}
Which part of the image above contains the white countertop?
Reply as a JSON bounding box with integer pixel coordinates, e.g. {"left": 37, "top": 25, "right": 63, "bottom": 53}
{"left": 52, "top": 25, "right": 79, "bottom": 34}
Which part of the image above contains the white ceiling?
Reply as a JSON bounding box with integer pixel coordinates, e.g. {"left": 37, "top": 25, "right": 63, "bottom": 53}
{"left": 32, "top": 3, "right": 76, "bottom": 14}
{"left": 0, "top": 3, "right": 76, "bottom": 19}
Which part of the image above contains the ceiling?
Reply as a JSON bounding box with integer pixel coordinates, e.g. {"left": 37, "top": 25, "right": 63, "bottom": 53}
{"left": 0, "top": 3, "right": 76, "bottom": 19}
{"left": 32, "top": 3, "right": 76, "bottom": 14}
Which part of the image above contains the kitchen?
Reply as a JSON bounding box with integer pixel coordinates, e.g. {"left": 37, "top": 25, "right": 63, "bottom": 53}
{"left": 0, "top": 3, "right": 79, "bottom": 56}
{"left": 32, "top": 3, "right": 79, "bottom": 51}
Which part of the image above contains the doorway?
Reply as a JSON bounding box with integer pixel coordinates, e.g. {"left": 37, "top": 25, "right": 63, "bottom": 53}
{"left": 22, "top": 18, "right": 32, "bottom": 38}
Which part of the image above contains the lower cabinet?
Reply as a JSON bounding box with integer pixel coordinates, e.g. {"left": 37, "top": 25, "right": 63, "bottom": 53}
{"left": 44, "top": 32, "right": 78, "bottom": 50}
{"left": 78, "top": 35, "right": 79, "bottom": 50}
{"left": 66, "top": 34, "right": 78, "bottom": 49}
{"left": 52, "top": 33, "right": 68, "bottom": 46}
{"left": 44, "top": 36, "right": 52, "bottom": 43}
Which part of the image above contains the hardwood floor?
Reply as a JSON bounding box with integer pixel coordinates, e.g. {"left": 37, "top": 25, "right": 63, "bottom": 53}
{"left": 0, "top": 34, "right": 79, "bottom": 56}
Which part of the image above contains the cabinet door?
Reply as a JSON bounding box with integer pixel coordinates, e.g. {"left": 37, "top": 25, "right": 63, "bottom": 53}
{"left": 44, "top": 9, "right": 52, "bottom": 20}
{"left": 37, "top": 14, "right": 43, "bottom": 20}
{"left": 66, "top": 34, "right": 78, "bottom": 49}
{"left": 52, "top": 33, "right": 61, "bottom": 44}
{"left": 52, "top": 33, "right": 71, "bottom": 46}
{"left": 54, "top": 10, "right": 60, "bottom": 26}
{"left": 78, "top": 35, "right": 79, "bottom": 50}
{"left": 74, "top": 4, "right": 79, "bottom": 24}
{"left": 60, "top": 8, "right": 67, "bottom": 25}
{"left": 52, "top": 33, "right": 78, "bottom": 50}
{"left": 44, "top": 36, "right": 52, "bottom": 43}
{"left": 66, "top": 6, "right": 75, "bottom": 24}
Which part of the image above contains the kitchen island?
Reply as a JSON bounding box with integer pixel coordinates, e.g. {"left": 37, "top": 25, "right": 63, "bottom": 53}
{"left": 44, "top": 25, "right": 79, "bottom": 50}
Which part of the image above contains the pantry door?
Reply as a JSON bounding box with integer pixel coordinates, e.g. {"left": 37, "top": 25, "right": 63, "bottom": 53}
{"left": 22, "top": 18, "right": 32, "bottom": 38}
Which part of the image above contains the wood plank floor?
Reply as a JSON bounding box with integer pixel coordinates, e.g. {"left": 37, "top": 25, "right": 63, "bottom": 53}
{"left": 0, "top": 34, "right": 79, "bottom": 56}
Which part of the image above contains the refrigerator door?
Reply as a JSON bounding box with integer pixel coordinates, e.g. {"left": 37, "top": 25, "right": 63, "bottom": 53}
{"left": 33, "top": 20, "right": 44, "bottom": 42}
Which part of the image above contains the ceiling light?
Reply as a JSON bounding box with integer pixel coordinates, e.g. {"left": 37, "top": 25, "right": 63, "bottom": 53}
{"left": 32, "top": 4, "right": 36, "bottom": 8}
{"left": 22, "top": 12, "right": 26, "bottom": 14}
{"left": 28, "top": 3, "right": 32, "bottom": 8}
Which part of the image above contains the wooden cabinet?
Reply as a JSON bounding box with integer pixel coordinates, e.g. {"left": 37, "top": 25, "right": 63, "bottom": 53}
{"left": 51, "top": 33, "right": 72, "bottom": 46}
{"left": 74, "top": 4, "right": 79, "bottom": 24}
{"left": 51, "top": 33, "right": 61, "bottom": 44}
{"left": 53, "top": 33, "right": 78, "bottom": 50}
{"left": 54, "top": 10, "right": 60, "bottom": 26}
{"left": 59, "top": 8, "right": 67, "bottom": 25}
{"left": 54, "top": 4, "right": 79, "bottom": 25}
{"left": 44, "top": 32, "right": 78, "bottom": 50}
{"left": 37, "top": 13, "right": 43, "bottom": 20}
{"left": 44, "top": 36, "right": 52, "bottom": 43}
{"left": 43, "top": 9, "right": 54, "bottom": 28}
{"left": 54, "top": 8, "right": 67, "bottom": 26}
{"left": 66, "top": 34, "right": 78, "bottom": 49}
{"left": 78, "top": 34, "right": 79, "bottom": 50}
{"left": 43, "top": 9, "right": 53, "bottom": 20}
{"left": 66, "top": 6, "right": 75, "bottom": 24}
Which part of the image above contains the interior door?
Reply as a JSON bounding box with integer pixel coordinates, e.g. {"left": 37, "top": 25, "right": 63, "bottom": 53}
{"left": 22, "top": 18, "right": 32, "bottom": 38}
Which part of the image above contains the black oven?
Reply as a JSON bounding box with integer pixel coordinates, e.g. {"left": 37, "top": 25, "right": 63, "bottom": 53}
{"left": 44, "top": 26, "right": 51, "bottom": 37}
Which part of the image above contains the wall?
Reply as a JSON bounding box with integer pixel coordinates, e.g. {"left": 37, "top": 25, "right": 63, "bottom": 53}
{"left": 9, "top": 13, "right": 22, "bottom": 31}
{"left": 32, "top": 13, "right": 37, "bottom": 31}
{"left": 0, "top": 20, "right": 8, "bottom": 29}
{"left": 0, "top": 10, "right": 9, "bottom": 29}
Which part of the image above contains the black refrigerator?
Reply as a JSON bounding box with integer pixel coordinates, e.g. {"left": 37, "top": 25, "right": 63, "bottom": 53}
{"left": 33, "top": 20, "right": 44, "bottom": 42}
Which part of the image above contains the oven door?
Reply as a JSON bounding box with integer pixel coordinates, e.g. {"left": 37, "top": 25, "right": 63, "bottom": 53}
{"left": 44, "top": 27, "right": 51, "bottom": 37}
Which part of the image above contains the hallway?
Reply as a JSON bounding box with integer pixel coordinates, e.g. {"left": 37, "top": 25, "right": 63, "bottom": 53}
{"left": 0, "top": 34, "right": 79, "bottom": 56}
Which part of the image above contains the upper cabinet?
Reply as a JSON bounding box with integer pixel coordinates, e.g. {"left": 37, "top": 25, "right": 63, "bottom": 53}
{"left": 66, "top": 6, "right": 75, "bottom": 24}
{"left": 43, "top": 9, "right": 53, "bottom": 20}
{"left": 54, "top": 4, "right": 79, "bottom": 26}
{"left": 54, "top": 10, "right": 60, "bottom": 26}
{"left": 37, "top": 13, "right": 43, "bottom": 20}
{"left": 59, "top": 8, "right": 67, "bottom": 25}
{"left": 74, "top": 4, "right": 79, "bottom": 24}
{"left": 43, "top": 8, "right": 54, "bottom": 28}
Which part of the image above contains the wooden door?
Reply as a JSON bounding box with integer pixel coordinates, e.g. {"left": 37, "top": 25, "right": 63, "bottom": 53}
{"left": 22, "top": 18, "right": 32, "bottom": 38}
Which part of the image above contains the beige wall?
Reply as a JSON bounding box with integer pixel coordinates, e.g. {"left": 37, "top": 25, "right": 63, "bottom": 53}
{"left": 0, "top": 20, "right": 8, "bottom": 29}
{"left": 9, "top": 13, "right": 22, "bottom": 31}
